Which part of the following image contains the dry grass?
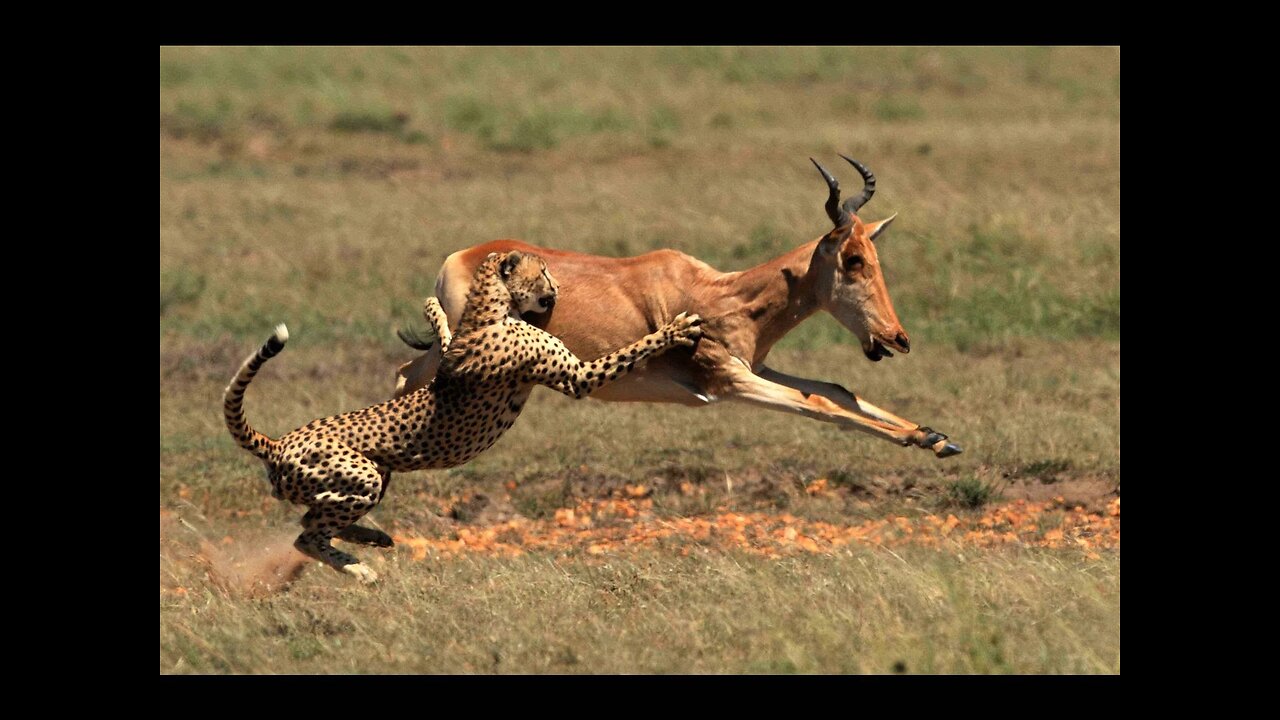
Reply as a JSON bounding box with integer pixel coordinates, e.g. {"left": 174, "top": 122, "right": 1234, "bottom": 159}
{"left": 159, "top": 46, "right": 1119, "bottom": 674}
{"left": 162, "top": 514, "right": 1119, "bottom": 674}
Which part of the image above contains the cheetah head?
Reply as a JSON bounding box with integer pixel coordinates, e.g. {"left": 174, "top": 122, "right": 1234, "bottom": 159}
{"left": 499, "top": 251, "right": 559, "bottom": 315}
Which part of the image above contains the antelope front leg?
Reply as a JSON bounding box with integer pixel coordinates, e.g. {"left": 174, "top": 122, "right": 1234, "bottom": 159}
{"left": 757, "top": 365, "right": 960, "bottom": 456}
{"left": 757, "top": 366, "right": 917, "bottom": 429}
{"left": 716, "top": 363, "right": 962, "bottom": 458}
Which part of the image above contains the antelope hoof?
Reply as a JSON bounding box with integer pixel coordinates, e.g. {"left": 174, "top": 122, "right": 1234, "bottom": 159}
{"left": 917, "top": 428, "right": 963, "bottom": 458}
{"left": 933, "top": 441, "right": 963, "bottom": 458}
{"left": 920, "top": 429, "right": 947, "bottom": 447}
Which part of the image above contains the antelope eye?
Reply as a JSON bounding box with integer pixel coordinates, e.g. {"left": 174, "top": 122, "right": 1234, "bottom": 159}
{"left": 844, "top": 254, "right": 864, "bottom": 272}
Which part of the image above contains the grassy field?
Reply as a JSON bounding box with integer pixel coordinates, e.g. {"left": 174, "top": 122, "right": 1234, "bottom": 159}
{"left": 159, "top": 46, "right": 1120, "bottom": 674}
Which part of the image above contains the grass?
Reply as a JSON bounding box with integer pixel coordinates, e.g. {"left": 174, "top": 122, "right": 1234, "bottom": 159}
{"left": 160, "top": 536, "right": 1119, "bottom": 674}
{"left": 327, "top": 110, "right": 407, "bottom": 134}
{"left": 945, "top": 476, "right": 1001, "bottom": 509}
{"left": 443, "top": 96, "right": 636, "bottom": 152}
{"left": 1020, "top": 458, "right": 1073, "bottom": 483}
{"left": 874, "top": 97, "right": 926, "bottom": 121}
{"left": 159, "top": 270, "right": 206, "bottom": 316}
{"left": 160, "top": 46, "right": 1120, "bottom": 674}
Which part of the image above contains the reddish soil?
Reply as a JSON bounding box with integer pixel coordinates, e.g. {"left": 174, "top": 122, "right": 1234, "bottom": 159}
{"left": 161, "top": 469, "right": 1119, "bottom": 595}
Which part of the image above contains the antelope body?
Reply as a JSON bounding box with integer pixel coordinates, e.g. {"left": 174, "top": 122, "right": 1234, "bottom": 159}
{"left": 396, "top": 156, "right": 961, "bottom": 457}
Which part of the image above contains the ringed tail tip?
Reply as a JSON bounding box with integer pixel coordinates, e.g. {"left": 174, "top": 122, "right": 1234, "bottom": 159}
{"left": 274, "top": 323, "right": 289, "bottom": 344}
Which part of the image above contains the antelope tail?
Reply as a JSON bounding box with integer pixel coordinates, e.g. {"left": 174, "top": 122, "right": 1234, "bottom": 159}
{"left": 223, "top": 324, "right": 288, "bottom": 460}
{"left": 396, "top": 324, "right": 436, "bottom": 351}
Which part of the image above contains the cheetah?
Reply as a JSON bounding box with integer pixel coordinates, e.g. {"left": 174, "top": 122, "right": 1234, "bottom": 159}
{"left": 223, "top": 251, "right": 703, "bottom": 583}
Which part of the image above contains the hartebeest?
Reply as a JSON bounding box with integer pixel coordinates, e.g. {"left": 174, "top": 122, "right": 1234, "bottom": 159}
{"left": 395, "top": 155, "right": 962, "bottom": 458}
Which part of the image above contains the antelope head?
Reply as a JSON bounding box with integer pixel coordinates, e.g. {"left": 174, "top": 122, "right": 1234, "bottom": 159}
{"left": 810, "top": 155, "right": 909, "bottom": 362}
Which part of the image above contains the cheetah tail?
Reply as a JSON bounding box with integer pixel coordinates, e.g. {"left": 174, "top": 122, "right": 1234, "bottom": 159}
{"left": 223, "top": 324, "right": 288, "bottom": 460}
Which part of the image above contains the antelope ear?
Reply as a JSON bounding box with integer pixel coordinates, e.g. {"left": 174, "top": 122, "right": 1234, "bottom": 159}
{"left": 500, "top": 251, "right": 522, "bottom": 278}
{"left": 865, "top": 213, "right": 897, "bottom": 242}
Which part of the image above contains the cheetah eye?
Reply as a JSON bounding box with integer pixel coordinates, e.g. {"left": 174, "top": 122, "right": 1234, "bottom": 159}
{"left": 844, "top": 254, "right": 864, "bottom": 272}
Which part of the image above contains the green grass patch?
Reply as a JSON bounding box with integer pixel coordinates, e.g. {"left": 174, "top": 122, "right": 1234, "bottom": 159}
{"left": 444, "top": 96, "right": 500, "bottom": 139}
{"left": 444, "top": 96, "right": 634, "bottom": 152}
{"left": 328, "top": 110, "right": 408, "bottom": 134}
{"left": 1019, "top": 459, "right": 1073, "bottom": 484}
{"left": 874, "top": 97, "right": 926, "bottom": 122}
{"left": 160, "top": 270, "right": 206, "bottom": 316}
{"left": 161, "top": 99, "right": 235, "bottom": 142}
{"left": 708, "top": 112, "right": 735, "bottom": 129}
{"left": 493, "top": 113, "right": 561, "bottom": 152}
{"left": 946, "top": 476, "right": 1002, "bottom": 509}
{"left": 731, "top": 222, "right": 785, "bottom": 261}
{"left": 160, "top": 62, "right": 194, "bottom": 88}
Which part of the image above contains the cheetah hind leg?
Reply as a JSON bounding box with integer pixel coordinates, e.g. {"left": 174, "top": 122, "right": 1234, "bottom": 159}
{"left": 337, "top": 524, "right": 394, "bottom": 548}
{"left": 297, "top": 508, "right": 380, "bottom": 583}
{"left": 292, "top": 455, "right": 385, "bottom": 583}
{"left": 337, "top": 467, "right": 394, "bottom": 547}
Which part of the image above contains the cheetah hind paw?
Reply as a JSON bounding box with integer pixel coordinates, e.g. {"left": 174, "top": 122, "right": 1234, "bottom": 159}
{"left": 342, "top": 563, "right": 379, "bottom": 584}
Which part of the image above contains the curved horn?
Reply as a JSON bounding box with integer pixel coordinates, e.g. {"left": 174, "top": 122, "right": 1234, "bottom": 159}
{"left": 838, "top": 154, "right": 876, "bottom": 214}
{"left": 810, "top": 158, "right": 851, "bottom": 228}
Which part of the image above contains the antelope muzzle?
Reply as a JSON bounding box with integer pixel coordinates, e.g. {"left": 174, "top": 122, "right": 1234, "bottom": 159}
{"left": 864, "top": 332, "right": 910, "bottom": 362}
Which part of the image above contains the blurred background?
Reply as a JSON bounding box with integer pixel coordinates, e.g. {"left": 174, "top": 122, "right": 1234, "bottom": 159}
{"left": 160, "top": 46, "right": 1118, "bottom": 350}
{"left": 160, "top": 47, "right": 1119, "bottom": 674}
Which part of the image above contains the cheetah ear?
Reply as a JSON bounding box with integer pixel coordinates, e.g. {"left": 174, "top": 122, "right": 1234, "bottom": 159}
{"left": 500, "top": 251, "right": 522, "bottom": 279}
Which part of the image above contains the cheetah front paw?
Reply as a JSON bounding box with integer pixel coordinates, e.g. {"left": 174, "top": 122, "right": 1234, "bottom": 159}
{"left": 665, "top": 312, "right": 704, "bottom": 347}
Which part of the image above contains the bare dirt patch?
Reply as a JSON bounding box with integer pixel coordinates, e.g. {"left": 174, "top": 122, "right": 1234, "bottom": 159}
{"left": 161, "top": 508, "right": 308, "bottom": 598}
{"left": 391, "top": 495, "right": 1119, "bottom": 562}
{"left": 999, "top": 473, "right": 1118, "bottom": 511}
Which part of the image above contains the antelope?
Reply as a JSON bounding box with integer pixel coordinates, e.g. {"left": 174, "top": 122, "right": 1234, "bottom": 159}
{"left": 395, "top": 155, "right": 962, "bottom": 458}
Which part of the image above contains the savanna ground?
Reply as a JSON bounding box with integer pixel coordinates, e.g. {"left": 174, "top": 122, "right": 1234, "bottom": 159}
{"left": 159, "top": 47, "right": 1120, "bottom": 674}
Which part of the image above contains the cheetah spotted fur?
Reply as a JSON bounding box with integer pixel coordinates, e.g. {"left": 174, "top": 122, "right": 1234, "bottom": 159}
{"left": 224, "top": 251, "right": 703, "bottom": 583}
